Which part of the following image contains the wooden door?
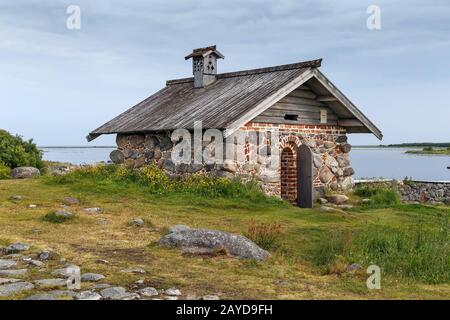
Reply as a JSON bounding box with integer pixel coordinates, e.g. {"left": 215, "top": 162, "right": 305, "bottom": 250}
{"left": 297, "top": 144, "right": 313, "bottom": 208}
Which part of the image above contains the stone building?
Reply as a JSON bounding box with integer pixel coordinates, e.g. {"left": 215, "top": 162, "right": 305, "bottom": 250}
{"left": 88, "top": 46, "right": 382, "bottom": 207}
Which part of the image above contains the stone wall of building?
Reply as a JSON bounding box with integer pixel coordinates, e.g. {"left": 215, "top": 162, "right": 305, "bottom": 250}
{"left": 355, "top": 180, "right": 450, "bottom": 205}
{"left": 110, "top": 122, "right": 355, "bottom": 201}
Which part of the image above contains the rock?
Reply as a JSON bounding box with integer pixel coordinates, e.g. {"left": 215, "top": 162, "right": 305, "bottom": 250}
{"left": 34, "top": 278, "right": 67, "bottom": 288}
{"left": 37, "top": 250, "right": 57, "bottom": 261}
{"left": 62, "top": 197, "right": 80, "bottom": 205}
{"left": 100, "top": 286, "right": 129, "bottom": 300}
{"left": 23, "top": 258, "right": 44, "bottom": 267}
{"left": 81, "top": 273, "right": 105, "bottom": 282}
{"left": 0, "top": 259, "right": 17, "bottom": 269}
{"left": 6, "top": 243, "right": 30, "bottom": 254}
{"left": 202, "top": 295, "right": 220, "bottom": 300}
{"left": 165, "top": 288, "right": 181, "bottom": 296}
{"left": 159, "top": 136, "right": 173, "bottom": 151}
{"left": 75, "top": 291, "right": 102, "bottom": 300}
{"left": 159, "top": 228, "right": 270, "bottom": 261}
{"left": 0, "top": 278, "right": 21, "bottom": 284}
{"left": 0, "top": 269, "right": 28, "bottom": 276}
{"left": 120, "top": 268, "right": 146, "bottom": 275}
{"left": 54, "top": 210, "right": 74, "bottom": 218}
{"left": 168, "top": 225, "right": 190, "bottom": 233}
{"left": 221, "top": 160, "right": 237, "bottom": 173}
{"left": 319, "top": 167, "right": 334, "bottom": 184}
{"left": 339, "top": 143, "right": 352, "bottom": 154}
{"left": 110, "top": 150, "right": 125, "bottom": 164}
{"left": 346, "top": 263, "right": 362, "bottom": 273}
{"left": 11, "top": 167, "right": 40, "bottom": 179}
{"left": 0, "top": 282, "right": 34, "bottom": 297}
{"left": 313, "top": 154, "right": 323, "bottom": 168}
{"left": 343, "top": 167, "right": 355, "bottom": 177}
{"left": 130, "top": 218, "right": 145, "bottom": 226}
{"left": 94, "top": 283, "right": 111, "bottom": 289}
{"left": 49, "top": 290, "right": 78, "bottom": 298}
{"left": 139, "top": 287, "right": 159, "bottom": 297}
{"left": 84, "top": 207, "right": 102, "bottom": 214}
{"left": 326, "top": 194, "right": 349, "bottom": 205}
{"left": 52, "top": 265, "right": 80, "bottom": 278}
{"left": 24, "top": 293, "right": 58, "bottom": 300}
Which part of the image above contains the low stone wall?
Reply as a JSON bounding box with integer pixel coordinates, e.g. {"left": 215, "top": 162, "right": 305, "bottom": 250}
{"left": 354, "top": 179, "right": 450, "bottom": 205}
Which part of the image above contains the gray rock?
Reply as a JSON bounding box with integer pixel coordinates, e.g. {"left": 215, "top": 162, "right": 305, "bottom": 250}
{"left": 340, "top": 143, "right": 352, "bottom": 153}
{"left": 139, "top": 287, "right": 159, "bottom": 297}
{"left": 94, "top": 283, "right": 111, "bottom": 289}
{"left": 54, "top": 210, "right": 74, "bottom": 218}
{"left": 202, "top": 295, "right": 220, "bottom": 300}
{"left": 0, "top": 259, "right": 17, "bottom": 269}
{"left": 165, "top": 288, "right": 181, "bottom": 296}
{"left": 110, "top": 150, "right": 125, "bottom": 164}
{"left": 37, "top": 250, "right": 57, "bottom": 261}
{"left": 0, "top": 278, "right": 21, "bottom": 284}
{"left": 62, "top": 197, "right": 80, "bottom": 205}
{"left": 159, "top": 228, "right": 270, "bottom": 261}
{"left": 11, "top": 167, "right": 40, "bottom": 179}
{"left": 52, "top": 265, "right": 80, "bottom": 278}
{"left": 34, "top": 278, "right": 67, "bottom": 288}
{"left": 121, "top": 268, "right": 146, "bottom": 275}
{"left": 24, "top": 293, "right": 58, "bottom": 300}
{"left": 346, "top": 263, "right": 362, "bottom": 273}
{"left": 130, "top": 218, "right": 144, "bottom": 226}
{"left": 0, "top": 269, "right": 28, "bottom": 276}
{"left": 23, "top": 258, "right": 44, "bottom": 267}
{"left": 84, "top": 207, "right": 102, "bottom": 214}
{"left": 75, "top": 291, "right": 102, "bottom": 300}
{"left": 169, "top": 225, "right": 190, "bottom": 233}
{"left": 0, "top": 281, "right": 34, "bottom": 297}
{"left": 100, "top": 286, "right": 128, "bottom": 299}
{"left": 6, "top": 243, "right": 30, "bottom": 254}
{"left": 81, "top": 273, "right": 105, "bottom": 282}
{"left": 326, "top": 194, "right": 349, "bottom": 205}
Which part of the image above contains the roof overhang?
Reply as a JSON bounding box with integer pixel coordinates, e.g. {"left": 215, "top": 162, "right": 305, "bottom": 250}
{"left": 224, "top": 68, "right": 383, "bottom": 140}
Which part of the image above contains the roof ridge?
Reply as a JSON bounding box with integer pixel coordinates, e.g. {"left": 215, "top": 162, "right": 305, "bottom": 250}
{"left": 166, "top": 59, "right": 322, "bottom": 86}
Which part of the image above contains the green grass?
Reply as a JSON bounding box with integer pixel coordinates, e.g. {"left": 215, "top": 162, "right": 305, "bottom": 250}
{"left": 0, "top": 167, "right": 449, "bottom": 299}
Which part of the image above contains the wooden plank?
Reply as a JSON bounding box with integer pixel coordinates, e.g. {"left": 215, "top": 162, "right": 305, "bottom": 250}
{"left": 316, "top": 95, "right": 338, "bottom": 102}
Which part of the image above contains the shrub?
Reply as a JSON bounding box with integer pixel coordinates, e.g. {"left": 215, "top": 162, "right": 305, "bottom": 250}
{"left": 245, "top": 220, "right": 283, "bottom": 250}
{"left": 0, "top": 130, "right": 43, "bottom": 169}
{"left": 42, "top": 212, "right": 72, "bottom": 223}
{"left": 0, "top": 162, "right": 11, "bottom": 179}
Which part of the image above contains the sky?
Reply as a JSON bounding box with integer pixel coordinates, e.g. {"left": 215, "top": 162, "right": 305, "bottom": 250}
{"left": 1, "top": 0, "right": 449, "bottom": 146}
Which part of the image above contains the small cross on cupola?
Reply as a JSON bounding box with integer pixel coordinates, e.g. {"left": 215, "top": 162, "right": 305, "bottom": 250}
{"left": 185, "top": 45, "right": 225, "bottom": 88}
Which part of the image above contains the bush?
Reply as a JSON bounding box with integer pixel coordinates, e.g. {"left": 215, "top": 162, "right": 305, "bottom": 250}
{"left": 0, "top": 130, "right": 43, "bottom": 169}
{"left": 245, "top": 220, "right": 283, "bottom": 250}
{"left": 0, "top": 162, "right": 11, "bottom": 179}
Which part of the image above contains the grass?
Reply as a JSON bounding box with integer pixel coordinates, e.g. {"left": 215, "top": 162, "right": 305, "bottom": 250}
{"left": 405, "top": 147, "right": 450, "bottom": 155}
{"left": 0, "top": 167, "right": 449, "bottom": 299}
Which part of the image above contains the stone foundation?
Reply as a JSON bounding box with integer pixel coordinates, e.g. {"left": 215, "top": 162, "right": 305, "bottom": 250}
{"left": 110, "top": 122, "right": 356, "bottom": 202}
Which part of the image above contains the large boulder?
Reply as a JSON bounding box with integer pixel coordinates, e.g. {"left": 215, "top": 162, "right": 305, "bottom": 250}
{"left": 11, "top": 167, "right": 40, "bottom": 179}
{"left": 159, "top": 227, "right": 270, "bottom": 261}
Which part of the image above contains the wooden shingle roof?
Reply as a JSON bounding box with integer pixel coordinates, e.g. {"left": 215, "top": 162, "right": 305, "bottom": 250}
{"left": 88, "top": 59, "right": 382, "bottom": 141}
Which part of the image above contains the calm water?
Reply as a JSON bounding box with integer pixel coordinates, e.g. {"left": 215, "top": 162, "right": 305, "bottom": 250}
{"left": 41, "top": 147, "right": 450, "bottom": 182}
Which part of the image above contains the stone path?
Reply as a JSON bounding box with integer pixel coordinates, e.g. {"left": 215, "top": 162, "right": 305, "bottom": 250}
{"left": 0, "top": 241, "right": 219, "bottom": 300}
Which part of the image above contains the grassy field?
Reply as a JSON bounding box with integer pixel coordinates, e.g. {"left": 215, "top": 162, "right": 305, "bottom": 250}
{"left": 0, "top": 169, "right": 449, "bottom": 300}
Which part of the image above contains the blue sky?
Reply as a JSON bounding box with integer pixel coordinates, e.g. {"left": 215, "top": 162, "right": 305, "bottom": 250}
{"left": 1, "top": 0, "right": 449, "bottom": 146}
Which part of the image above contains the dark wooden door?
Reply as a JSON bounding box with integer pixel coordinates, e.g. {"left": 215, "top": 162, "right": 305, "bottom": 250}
{"left": 297, "top": 144, "right": 313, "bottom": 208}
